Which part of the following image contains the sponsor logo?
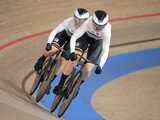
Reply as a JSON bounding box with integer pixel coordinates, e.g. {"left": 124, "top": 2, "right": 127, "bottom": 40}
{"left": 54, "top": 38, "right": 59, "bottom": 42}
{"left": 76, "top": 42, "right": 80, "bottom": 46}
{"left": 70, "top": 29, "right": 74, "bottom": 34}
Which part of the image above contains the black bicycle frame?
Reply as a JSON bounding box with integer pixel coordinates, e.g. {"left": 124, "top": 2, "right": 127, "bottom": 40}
{"left": 44, "top": 47, "right": 66, "bottom": 82}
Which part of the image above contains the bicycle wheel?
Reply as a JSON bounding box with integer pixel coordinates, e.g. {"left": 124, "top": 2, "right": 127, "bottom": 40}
{"left": 29, "top": 57, "right": 51, "bottom": 95}
{"left": 50, "top": 95, "right": 63, "bottom": 113}
{"left": 29, "top": 73, "right": 41, "bottom": 95}
{"left": 36, "top": 58, "right": 57, "bottom": 102}
{"left": 58, "top": 71, "right": 82, "bottom": 117}
{"left": 50, "top": 70, "right": 75, "bottom": 112}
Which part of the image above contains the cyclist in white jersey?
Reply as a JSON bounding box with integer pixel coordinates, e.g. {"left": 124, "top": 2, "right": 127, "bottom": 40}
{"left": 34, "top": 8, "right": 89, "bottom": 94}
{"left": 53, "top": 10, "right": 111, "bottom": 95}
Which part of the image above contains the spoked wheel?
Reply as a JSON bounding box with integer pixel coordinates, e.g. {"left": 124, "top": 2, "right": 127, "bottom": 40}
{"left": 50, "top": 71, "right": 74, "bottom": 112}
{"left": 50, "top": 95, "right": 63, "bottom": 113}
{"left": 29, "top": 73, "right": 42, "bottom": 95}
{"left": 58, "top": 71, "right": 82, "bottom": 117}
{"left": 29, "top": 57, "right": 51, "bottom": 95}
{"left": 36, "top": 58, "right": 57, "bottom": 102}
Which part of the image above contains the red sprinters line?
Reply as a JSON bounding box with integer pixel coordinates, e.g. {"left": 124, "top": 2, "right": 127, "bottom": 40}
{"left": 0, "top": 30, "right": 52, "bottom": 51}
{"left": 0, "top": 13, "right": 160, "bottom": 51}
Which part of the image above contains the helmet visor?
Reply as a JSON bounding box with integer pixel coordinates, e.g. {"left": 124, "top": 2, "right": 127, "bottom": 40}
{"left": 74, "top": 15, "right": 86, "bottom": 25}
{"left": 92, "top": 20, "right": 106, "bottom": 31}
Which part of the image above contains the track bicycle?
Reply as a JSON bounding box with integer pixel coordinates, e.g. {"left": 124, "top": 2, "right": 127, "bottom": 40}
{"left": 29, "top": 46, "right": 66, "bottom": 102}
{"left": 50, "top": 53, "right": 100, "bottom": 117}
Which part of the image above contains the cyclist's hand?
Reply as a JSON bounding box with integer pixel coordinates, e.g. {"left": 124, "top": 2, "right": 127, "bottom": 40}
{"left": 45, "top": 43, "right": 52, "bottom": 51}
{"left": 71, "top": 52, "right": 77, "bottom": 61}
{"left": 95, "top": 66, "right": 102, "bottom": 74}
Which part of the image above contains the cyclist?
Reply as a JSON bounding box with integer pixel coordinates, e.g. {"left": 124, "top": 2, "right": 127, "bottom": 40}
{"left": 34, "top": 8, "right": 89, "bottom": 94}
{"left": 53, "top": 10, "right": 111, "bottom": 95}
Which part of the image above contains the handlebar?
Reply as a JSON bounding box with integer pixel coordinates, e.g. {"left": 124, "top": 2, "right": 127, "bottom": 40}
{"left": 77, "top": 54, "right": 100, "bottom": 68}
{"left": 53, "top": 45, "right": 67, "bottom": 53}
{"left": 52, "top": 44, "right": 100, "bottom": 68}
{"left": 46, "top": 43, "right": 67, "bottom": 53}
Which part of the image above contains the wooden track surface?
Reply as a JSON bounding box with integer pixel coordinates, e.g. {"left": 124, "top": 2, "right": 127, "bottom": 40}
{"left": 0, "top": 0, "right": 160, "bottom": 120}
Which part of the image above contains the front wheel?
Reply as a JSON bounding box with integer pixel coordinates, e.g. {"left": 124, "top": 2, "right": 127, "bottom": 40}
{"left": 50, "top": 69, "right": 75, "bottom": 112}
{"left": 58, "top": 71, "right": 82, "bottom": 117}
{"left": 29, "top": 57, "right": 51, "bottom": 95}
{"left": 50, "top": 95, "right": 63, "bottom": 113}
{"left": 36, "top": 59, "right": 57, "bottom": 102}
{"left": 29, "top": 73, "right": 42, "bottom": 95}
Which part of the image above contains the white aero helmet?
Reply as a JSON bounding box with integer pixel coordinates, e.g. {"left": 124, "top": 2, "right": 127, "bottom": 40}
{"left": 74, "top": 8, "right": 89, "bottom": 19}
{"left": 92, "top": 10, "right": 109, "bottom": 26}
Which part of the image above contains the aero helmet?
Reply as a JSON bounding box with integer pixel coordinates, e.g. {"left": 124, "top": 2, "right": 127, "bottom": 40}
{"left": 74, "top": 8, "right": 89, "bottom": 19}
{"left": 92, "top": 10, "right": 109, "bottom": 26}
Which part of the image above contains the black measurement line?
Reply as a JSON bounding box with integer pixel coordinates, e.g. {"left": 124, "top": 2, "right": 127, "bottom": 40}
{"left": 110, "top": 38, "right": 160, "bottom": 48}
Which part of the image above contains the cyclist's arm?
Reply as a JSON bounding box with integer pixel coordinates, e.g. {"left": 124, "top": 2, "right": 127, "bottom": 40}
{"left": 70, "top": 16, "right": 92, "bottom": 53}
{"left": 47, "top": 17, "right": 73, "bottom": 43}
{"left": 99, "top": 23, "right": 111, "bottom": 68}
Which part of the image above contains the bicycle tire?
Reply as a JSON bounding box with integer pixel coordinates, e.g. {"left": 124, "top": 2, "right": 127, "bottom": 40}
{"left": 29, "top": 57, "right": 51, "bottom": 95}
{"left": 36, "top": 58, "right": 57, "bottom": 102}
{"left": 58, "top": 71, "right": 82, "bottom": 117}
{"left": 50, "top": 95, "right": 63, "bottom": 113}
{"left": 50, "top": 70, "right": 75, "bottom": 112}
{"left": 29, "top": 73, "right": 41, "bottom": 95}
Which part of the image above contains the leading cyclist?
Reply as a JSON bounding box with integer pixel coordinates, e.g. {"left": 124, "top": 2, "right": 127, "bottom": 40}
{"left": 53, "top": 10, "right": 111, "bottom": 95}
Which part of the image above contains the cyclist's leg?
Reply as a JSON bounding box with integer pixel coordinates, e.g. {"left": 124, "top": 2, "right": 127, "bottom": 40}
{"left": 60, "top": 32, "right": 88, "bottom": 81}
{"left": 54, "top": 40, "right": 71, "bottom": 76}
{"left": 82, "top": 38, "right": 103, "bottom": 80}
{"left": 82, "top": 63, "right": 95, "bottom": 80}
{"left": 53, "top": 52, "right": 81, "bottom": 95}
{"left": 54, "top": 56, "right": 67, "bottom": 75}
{"left": 53, "top": 57, "right": 80, "bottom": 95}
{"left": 34, "top": 47, "right": 58, "bottom": 72}
{"left": 53, "top": 33, "right": 88, "bottom": 95}
{"left": 72, "top": 38, "right": 103, "bottom": 98}
{"left": 69, "top": 37, "right": 102, "bottom": 98}
{"left": 43, "top": 30, "right": 70, "bottom": 94}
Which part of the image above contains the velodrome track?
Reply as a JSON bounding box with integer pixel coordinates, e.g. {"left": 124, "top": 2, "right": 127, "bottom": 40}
{"left": 0, "top": 0, "right": 160, "bottom": 120}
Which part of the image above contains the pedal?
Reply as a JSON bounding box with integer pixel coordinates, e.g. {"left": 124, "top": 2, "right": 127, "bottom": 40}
{"left": 45, "top": 86, "right": 51, "bottom": 95}
{"left": 63, "top": 90, "right": 69, "bottom": 99}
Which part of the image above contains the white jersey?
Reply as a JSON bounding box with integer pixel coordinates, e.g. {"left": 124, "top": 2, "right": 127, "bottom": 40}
{"left": 47, "top": 17, "right": 76, "bottom": 43}
{"left": 70, "top": 16, "right": 111, "bottom": 68}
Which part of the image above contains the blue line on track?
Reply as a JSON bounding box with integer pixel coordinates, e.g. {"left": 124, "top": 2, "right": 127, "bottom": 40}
{"left": 37, "top": 47, "right": 160, "bottom": 120}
